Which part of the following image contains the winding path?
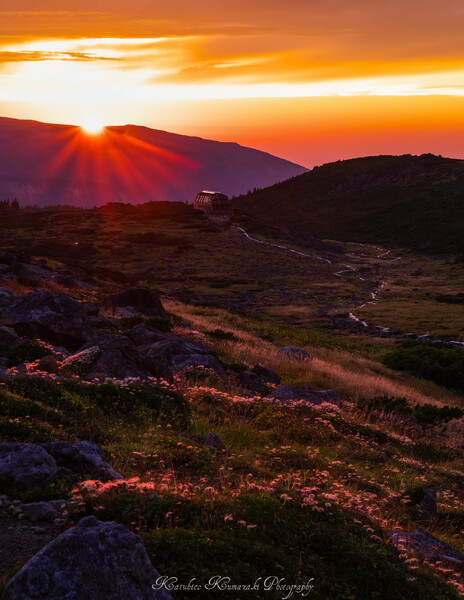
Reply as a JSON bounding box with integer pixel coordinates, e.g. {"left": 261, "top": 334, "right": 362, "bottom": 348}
{"left": 233, "top": 223, "right": 394, "bottom": 314}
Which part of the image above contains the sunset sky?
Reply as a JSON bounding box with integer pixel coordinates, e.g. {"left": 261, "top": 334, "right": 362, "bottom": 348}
{"left": 1, "top": 0, "right": 464, "bottom": 166}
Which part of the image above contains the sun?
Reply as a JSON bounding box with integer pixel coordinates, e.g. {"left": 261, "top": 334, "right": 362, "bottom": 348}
{"left": 81, "top": 115, "right": 105, "bottom": 135}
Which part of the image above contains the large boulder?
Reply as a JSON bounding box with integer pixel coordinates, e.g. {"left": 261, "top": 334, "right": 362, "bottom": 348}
{"left": 172, "top": 353, "right": 227, "bottom": 379}
{"left": 41, "top": 441, "right": 123, "bottom": 481}
{"left": 390, "top": 527, "right": 464, "bottom": 565}
{"left": 266, "top": 385, "right": 342, "bottom": 408}
{"left": 0, "top": 444, "right": 57, "bottom": 485}
{"left": 0, "top": 441, "right": 122, "bottom": 484}
{"left": 101, "top": 287, "right": 167, "bottom": 319}
{"left": 138, "top": 335, "right": 219, "bottom": 379}
{"left": 76, "top": 335, "right": 147, "bottom": 380}
{"left": 1, "top": 515, "right": 172, "bottom": 600}
{"left": 128, "top": 323, "right": 170, "bottom": 346}
{"left": 1, "top": 290, "right": 95, "bottom": 351}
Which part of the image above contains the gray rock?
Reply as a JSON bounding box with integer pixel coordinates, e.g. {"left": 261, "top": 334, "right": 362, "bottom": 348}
{"left": 172, "top": 353, "right": 227, "bottom": 379}
{"left": 77, "top": 335, "right": 147, "bottom": 380}
{"left": 390, "top": 527, "right": 464, "bottom": 565}
{"left": 0, "top": 441, "right": 122, "bottom": 485}
{"left": 1, "top": 290, "right": 95, "bottom": 351}
{"left": 1, "top": 515, "right": 173, "bottom": 599}
{"left": 266, "top": 385, "right": 342, "bottom": 408}
{"left": 138, "top": 336, "right": 216, "bottom": 365}
{"left": 203, "top": 433, "right": 226, "bottom": 450}
{"left": 230, "top": 370, "right": 270, "bottom": 394}
{"left": 80, "top": 302, "right": 100, "bottom": 316}
{"left": 60, "top": 346, "right": 101, "bottom": 378}
{"left": 35, "top": 355, "right": 60, "bottom": 374}
{"left": 129, "top": 323, "right": 170, "bottom": 346}
{"left": 101, "top": 287, "right": 167, "bottom": 319}
{"left": 0, "top": 444, "right": 58, "bottom": 484}
{"left": 252, "top": 363, "right": 281, "bottom": 385}
{"left": 22, "top": 501, "right": 59, "bottom": 523}
{"left": 137, "top": 335, "right": 219, "bottom": 379}
{"left": 0, "top": 326, "right": 20, "bottom": 352}
{"left": 277, "top": 346, "right": 311, "bottom": 361}
{"left": 0, "top": 287, "right": 14, "bottom": 307}
{"left": 41, "top": 440, "right": 123, "bottom": 481}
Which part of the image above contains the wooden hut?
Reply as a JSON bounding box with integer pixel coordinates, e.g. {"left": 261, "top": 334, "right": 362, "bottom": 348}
{"left": 194, "top": 191, "right": 232, "bottom": 216}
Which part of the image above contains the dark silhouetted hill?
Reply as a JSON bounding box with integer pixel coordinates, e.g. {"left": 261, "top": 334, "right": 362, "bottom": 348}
{"left": 235, "top": 154, "right": 464, "bottom": 252}
{"left": 0, "top": 117, "right": 307, "bottom": 207}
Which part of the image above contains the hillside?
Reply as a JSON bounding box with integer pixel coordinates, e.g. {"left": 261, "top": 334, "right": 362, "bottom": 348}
{"left": 235, "top": 154, "right": 464, "bottom": 253}
{"left": 0, "top": 117, "right": 307, "bottom": 207}
{"left": 1, "top": 203, "right": 464, "bottom": 598}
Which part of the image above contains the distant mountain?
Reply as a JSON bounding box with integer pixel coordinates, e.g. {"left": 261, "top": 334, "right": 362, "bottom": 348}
{"left": 0, "top": 117, "right": 307, "bottom": 207}
{"left": 235, "top": 154, "right": 464, "bottom": 253}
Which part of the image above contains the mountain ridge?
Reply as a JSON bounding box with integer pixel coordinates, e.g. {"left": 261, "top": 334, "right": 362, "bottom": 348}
{"left": 0, "top": 116, "right": 307, "bottom": 207}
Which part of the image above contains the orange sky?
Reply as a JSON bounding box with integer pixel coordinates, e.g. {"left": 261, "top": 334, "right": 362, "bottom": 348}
{"left": 1, "top": 0, "right": 464, "bottom": 166}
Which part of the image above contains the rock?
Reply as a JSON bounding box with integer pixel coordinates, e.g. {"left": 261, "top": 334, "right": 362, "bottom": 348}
{"left": 252, "top": 363, "right": 281, "bottom": 385}
{"left": 137, "top": 335, "right": 219, "bottom": 379}
{"left": 41, "top": 441, "right": 123, "bottom": 481}
{"left": 0, "top": 441, "right": 122, "bottom": 484}
{"left": 172, "top": 353, "right": 227, "bottom": 379}
{"left": 266, "top": 385, "right": 342, "bottom": 408}
{"left": 203, "top": 433, "right": 226, "bottom": 450}
{"left": 128, "top": 323, "right": 170, "bottom": 346}
{"left": 0, "top": 252, "right": 25, "bottom": 275}
{"left": 390, "top": 527, "right": 464, "bottom": 565}
{"left": 35, "top": 355, "right": 60, "bottom": 375}
{"left": 277, "top": 346, "right": 311, "bottom": 361}
{"left": 417, "top": 487, "right": 437, "bottom": 520}
{"left": 77, "top": 335, "right": 147, "bottom": 380}
{"left": 230, "top": 370, "right": 270, "bottom": 394}
{"left": 1, "top": 290, "right": 95, "bottom": 351}
{"left": 101, "top": 287, "right": 167, "bottom": 319}
{"left": 80, "top": 302, "right": 99, "bottom": 316}
{"left": 0, "top": 444, "right": 57, "bottom": 484}
{"left": 139, "top": 336, "right": 216, "bottom": 365}
{"left": 0, "top": 287, "right": 14, "bottom": 307}
{"left": 1, "top": 515, "right": 173, "bottom": 600}
{"left": 0, "top": 326, "right": 20, "bottom": 352}
{"left": 60, "top": 346, "right": 101, "bottom": 378}
{"left": 88, "top": 316, "right": 121, "bottom": 330}
{"left": 22, "top": 501, "right": 59, "bottom": 523}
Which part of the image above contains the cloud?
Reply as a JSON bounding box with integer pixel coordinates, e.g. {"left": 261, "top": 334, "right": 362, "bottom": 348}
{"left": 0, "top": 51, "right": 118, "bottom": 64}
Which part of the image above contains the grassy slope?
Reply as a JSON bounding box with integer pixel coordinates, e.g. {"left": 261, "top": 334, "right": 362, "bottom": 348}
{"left": 234, "top": 154, "right": 464, "bottom": 253}
{"left": 2, "top": 305, "right": 464, "bottom": 598}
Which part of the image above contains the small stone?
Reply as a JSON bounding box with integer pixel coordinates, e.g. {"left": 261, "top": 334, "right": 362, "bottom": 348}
{"left": 277, "top": 346, "right": 311, "bottom": 361}
{"left": 203, "top": 433, "right": 226, "bottom": 450}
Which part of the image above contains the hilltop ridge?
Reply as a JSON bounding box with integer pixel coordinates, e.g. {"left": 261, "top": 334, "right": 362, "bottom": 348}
{"left": 235, "top": 153, "right": 464, "bottom": 253}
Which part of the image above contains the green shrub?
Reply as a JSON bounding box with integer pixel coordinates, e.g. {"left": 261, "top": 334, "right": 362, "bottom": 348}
{"left": 120, "top": 315, "right": 172, "bottom": 332}
{"left": 357, "top": 395, "right": 463, "bottom": 425}
{"left": 5, "top": 341, "right": 52, "bottom": 367}
{"left": 383, "top": 342, "right": 464, "bottom": 390}
{"left": 207, "top": 328, "right": 237, "bottom": 341}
